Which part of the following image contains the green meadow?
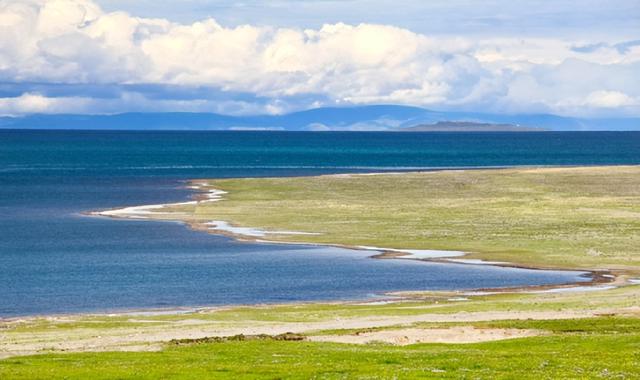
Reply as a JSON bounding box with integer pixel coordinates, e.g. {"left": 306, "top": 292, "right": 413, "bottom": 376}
{"left": 2, "top": 317, "right": 639, "bottom": 379}
{"left": 163, "top": 166, "right": 640, "bottom": 270}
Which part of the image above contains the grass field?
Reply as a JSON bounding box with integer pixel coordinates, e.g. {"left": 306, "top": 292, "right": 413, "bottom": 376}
{"left": 162, "top": 166, "right": 640, "bottom": 270}
{"left": 2, "top": 317, "right": 639, "bottom": 379}
{"left": 2, "top": 166, "right": 640, "bottom": 378}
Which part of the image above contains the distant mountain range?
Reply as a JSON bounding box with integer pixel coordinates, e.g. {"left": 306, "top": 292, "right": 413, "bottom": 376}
{"left": 1, "top": 105, "right": 638, "bottom": 131}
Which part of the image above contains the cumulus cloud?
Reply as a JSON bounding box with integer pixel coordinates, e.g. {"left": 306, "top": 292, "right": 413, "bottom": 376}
{"left": 584, "top": 91, "right": 638, "bottom": 108}
{"left": 0, "top": 92, "right": 92, "bottom": 115}
{"left": 0, "top": 91, "right": 284, "bottom": 116}
{"left": 1, "top": 0, "right": 639, "bottom": 116}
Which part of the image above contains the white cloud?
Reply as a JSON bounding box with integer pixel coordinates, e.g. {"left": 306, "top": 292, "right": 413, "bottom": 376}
{"left": 0, "top": 92, "right": 281, "bottom": 116}
{"left": 0, "top": 92, "right": 92, "bottom": 115}
{"left": 584, "top": 91, "right": 638, "bottom": 108}
{"left": 1, "top": 0, "right": 639, "bottom": 116}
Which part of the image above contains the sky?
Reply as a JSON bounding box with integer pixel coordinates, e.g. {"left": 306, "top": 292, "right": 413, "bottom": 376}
{"left": 0, "top": 0, "right": 639, "bottom": 117}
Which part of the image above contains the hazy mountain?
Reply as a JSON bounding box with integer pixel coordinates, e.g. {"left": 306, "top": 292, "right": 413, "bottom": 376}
{"left": 0, "top": 105, "right": 638, "bottom": 131}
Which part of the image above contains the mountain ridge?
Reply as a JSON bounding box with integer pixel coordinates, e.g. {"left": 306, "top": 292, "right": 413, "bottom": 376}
{"left": 1, "top": 105, "right": 638, "bottom": 131}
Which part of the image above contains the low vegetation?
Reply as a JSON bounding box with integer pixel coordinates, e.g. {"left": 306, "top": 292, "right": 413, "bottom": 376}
{"left": 162, "top": 166, "right": 640, "bottom": 270}
{"left": 2, "top": 317, "right": 639, "bottom": 379}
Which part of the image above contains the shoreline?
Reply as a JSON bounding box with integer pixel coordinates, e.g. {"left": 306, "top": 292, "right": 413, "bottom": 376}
{"left": 1, "top": 271, "right": 630, "bottom": 323}
{"left": 62, "top": 171, "right": 637, "bottom": 321}
{"left": 91, "top": 171, "right": 624, "bottom": 279}
{"left": 3, "top": 267, "right": 619, "bottom": 322}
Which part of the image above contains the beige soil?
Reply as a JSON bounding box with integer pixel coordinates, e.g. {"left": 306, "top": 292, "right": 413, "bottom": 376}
{"left": 308, "top": 327, "right": 544, "bottom": 345}
{"left": 3, "top": 307, "right": 635, "bottom": 359}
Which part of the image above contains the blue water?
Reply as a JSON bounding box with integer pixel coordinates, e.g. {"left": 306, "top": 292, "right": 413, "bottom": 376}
{"left": 2, "top": 130, "right": 639, "bottom": 317}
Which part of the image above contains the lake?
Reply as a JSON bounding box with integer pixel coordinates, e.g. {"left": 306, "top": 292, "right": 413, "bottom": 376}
{"left": 2, "top": 130, "right": 638, "bottom": 317}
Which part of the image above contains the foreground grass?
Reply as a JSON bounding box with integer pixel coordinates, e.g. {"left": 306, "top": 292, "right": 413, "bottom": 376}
{"left": 162, "top": 166, "right": 640, "bottom": 270}
{"left": 2, "top": 317, "right": 639, "bottom": 379}
{"left": 2, "top": 284, "right": 639, "bottom": 378}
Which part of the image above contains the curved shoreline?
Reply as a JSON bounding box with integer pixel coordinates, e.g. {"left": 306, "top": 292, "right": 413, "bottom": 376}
{"left": 87, "top": 177, "right": 622, "bottom": 302}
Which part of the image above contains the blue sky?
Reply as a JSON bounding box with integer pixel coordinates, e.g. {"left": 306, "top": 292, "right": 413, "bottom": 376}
{"left": 1, "top": 0, "right": 639, "bottom": 117}
{"left": 96, "top": 0, "right": 639, "bottom": 39}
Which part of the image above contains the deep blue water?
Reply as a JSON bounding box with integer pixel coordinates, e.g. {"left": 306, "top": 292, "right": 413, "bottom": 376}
{"left": 2, "top": 130, "right": 639, "bottom": 317}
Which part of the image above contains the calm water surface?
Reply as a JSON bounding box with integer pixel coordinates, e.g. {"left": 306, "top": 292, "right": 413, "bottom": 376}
{"left": 2, "top": 130, "right": 639, "bottom": 317}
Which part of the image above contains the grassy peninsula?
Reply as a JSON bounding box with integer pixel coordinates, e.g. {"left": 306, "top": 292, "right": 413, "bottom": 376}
{"left": 164, "top": 165, "right": 640, "bottom": 270}
{"left": 2, "top": 166, "right": 640, "bottom": 378}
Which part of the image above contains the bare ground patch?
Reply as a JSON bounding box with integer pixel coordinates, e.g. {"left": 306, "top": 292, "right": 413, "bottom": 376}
{"left": 308, "top": 327, "right": 544, "bottom": 345}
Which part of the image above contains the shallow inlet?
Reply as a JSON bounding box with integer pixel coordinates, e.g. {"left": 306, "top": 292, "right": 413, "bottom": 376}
{"left": 3, "top": 185, "right": 591, "bottom": 318}
{"left": 0, "top": 218, "right": 590, "bottom": 317}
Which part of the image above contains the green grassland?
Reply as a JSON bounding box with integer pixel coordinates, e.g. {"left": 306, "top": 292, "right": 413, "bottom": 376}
{"left": 2, "top": 317, "right": 639, "bottom": 379}
{"left": 163, "top": 166, "right": 640, "bottom": 270}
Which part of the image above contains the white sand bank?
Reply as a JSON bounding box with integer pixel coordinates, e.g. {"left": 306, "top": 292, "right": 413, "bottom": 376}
{"left": 206, "top": 220, "right": 320, "bottom": 238}
{"left": 528, "top": 285, "right": 617, "bottom": 294}
{"left": 445, "top": 258, "right": 509, "bottom": 265}
{"left": 358, "top": 246, "right": 465, "bottom": 259}
{"left": 92, "top": 186, "right": 226, "bottom": 219}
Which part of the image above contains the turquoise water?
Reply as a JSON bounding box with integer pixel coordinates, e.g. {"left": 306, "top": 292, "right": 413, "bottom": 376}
{"left": 1, "top": 130, "right": 638, "bottom": 317}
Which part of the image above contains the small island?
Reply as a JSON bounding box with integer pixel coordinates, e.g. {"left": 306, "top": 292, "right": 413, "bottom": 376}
{"left": 402, "top": 121, "right": 545, "bottom": 132}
